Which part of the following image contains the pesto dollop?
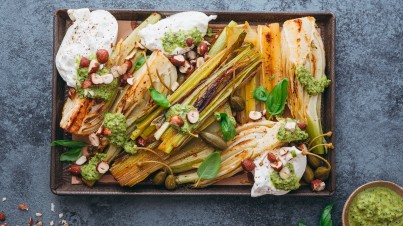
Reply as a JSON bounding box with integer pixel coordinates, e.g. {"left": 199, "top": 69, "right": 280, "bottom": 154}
{"left": 277, "top": 119, "right": 309, "bottom": 142}
{"left": 165, "top": 104, "right": 199, "bottom": 134}
{"left": 270, "top": 163, "right": 300, "bottom": 190}
{"left": 123, "top": 141, "right": 138, "bottom": 155}
{"left": 161, "top": 28, "right": 204, "bottom": 54}
{"left": 103, "top": 113, "right": 127, "bottom": 147}
{"left": 296, "top": 66, "right": 331, "bottom": 95}
{"left": 80, "top": 153, "right": 107, "bottom": 181}
{"left": 76, "top": 56, "right": 118, "bottom": 101}
{"left": 348, "top": 187, "right": 403, "bottom": 226}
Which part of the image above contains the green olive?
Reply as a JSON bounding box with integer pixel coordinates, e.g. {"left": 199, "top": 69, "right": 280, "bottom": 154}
{"left": 302, "top": 165, "right": 315, "bottom": 183}
{"left": 229, "top": 96, "right": 246, "bottom": 112}
{"left": 177, "top": 74, "right": 186, "bottom": 85}
{"left": 152, "top": 170, "right": 167, "bottom": 185}
{"left": 199, "top": 132, "right": 228, "bottom": 150}
{"left": 164, "top": 175, "right": 177, "bottom": 190}
{"left": 307, "top": 155, "right": 322, "bottom": 169}
{"left": 314, "top": 166, "right": 331, "bottom": 181}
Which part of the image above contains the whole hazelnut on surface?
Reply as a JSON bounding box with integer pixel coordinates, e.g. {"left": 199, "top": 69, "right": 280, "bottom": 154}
{"left": 241, "top": 159, "right": 256, "bottom": 172}
{"left": 169, "top": 115, "right": 184, "bottom": 127}
{"left": 79, "top": 56, "right": 90, "bottom": 68}
{"left": 185, "top": 37, "right": 194, "bottom": 47}
{"left": 267, "top": 152, "right": 277, "bottom": 163}
{"left": 67, "top": 164, "right": 81, "bottom": 175}
{"left": 18, "top": 203, "right": 29, "bottom": 211}
{"left": 0, "top": 212, "right": 5, "bottom": 221}
{"left": 81, "top": 79, "right": 93, "bottom": 89}
{"left": 197, "top": 41, "right": 209, "bottom": 56}
{"left": 96, "top": 49, "right": 109, "bottom": 64}
{"left": 311, "top": 179, "right": 326, "bottom": 192}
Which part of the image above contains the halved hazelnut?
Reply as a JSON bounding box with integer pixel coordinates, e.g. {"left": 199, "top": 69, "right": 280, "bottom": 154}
{"left": 81, "top": 80, "right": 93, "bottom": 89}
{"left": 96, "top": 49, "right": 109, "bottom": 64}
{"left": 124, "top": 60, "right": 133, "bottom": 72}
{"left": 186, "top": 109, "right": 199, "bottom": 124}
{"left": 270, "top": 160, "right": 283, "bottom": 171}
{"left": 170, "top": 55, "right": 185, "bottom": 67}
{"left": 186, "top": 64, "right": 195, "bottom": 76}
{"left": 88, "top": 133, "right": 100, "bottom": 146}
{"left": 111, "top": 66, "right": 120, "bottom": 78}
{"left": 90, "top": 73, "right": 103, "bottom": 85}
{"left": 179, "top": 61, "right": 192, "bottom": 74}
{"left": 118, "top": 64, "right": 128, "bottom": 75}
{"left": 79, "top": 57, "right": 90, "bottom": 68}
{"left": 75, "top": 155, "right": 87, "bottom": 166}
{"left": 241, "top": 159, "right": 255, "bottom": 172}
{"left": 96, "top": 161, "right": 109, "bottom": 174}
{"left": 169, "top": 115, "right": 184, "bottom": 127}
{"left": 196, "top": 57, "right": 205, "bottom": 68}
{"left": 267, "top": 152, "right": 277, "bottom": 163}
{"left": 186, "top": 51, "right": 197, "bottom": 60}
{"left": 311, "top": 179, "right": 326, "bottom": 191}
{"left": 101, "top": 74, "right": 114, "bottom": 84}
{"left": 88, "top": 60, "right": 100, "bottom": 73}
{"left": 249, "top": 111, "right": 262, "bottom": 121}
{"left": 279, "top": 166, "right": 291, "bottom": 179}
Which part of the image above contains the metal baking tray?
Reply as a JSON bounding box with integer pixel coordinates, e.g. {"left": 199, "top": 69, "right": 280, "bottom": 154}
{"left": 52, "top": 9, "right": 336, "bottom": 196}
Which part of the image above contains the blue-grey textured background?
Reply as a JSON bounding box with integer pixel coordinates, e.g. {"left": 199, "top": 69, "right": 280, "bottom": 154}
{"left": 0, "top": 0, "right": 402, "bottom": 225}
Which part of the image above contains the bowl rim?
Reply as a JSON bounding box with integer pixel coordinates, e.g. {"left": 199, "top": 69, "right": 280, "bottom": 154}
{"left": 342, "top": 180, "right": 403, "bottom": 226}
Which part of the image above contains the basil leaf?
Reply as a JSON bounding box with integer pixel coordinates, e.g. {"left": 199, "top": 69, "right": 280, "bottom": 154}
{"left": 320, "top": 204, "right": 333, "bottom": 226}
{"left": 149, "top": 88, "right": 170, "bottom": 107}
{"left": 135, "top": 56, "right": 146, "bottom": 70}
{"left": 60, "top": 148, "right": 82, "bottom": 162}
{"left": 51, "top": 140, "right": 88, "bottom": 148}
{"left": 266, "top": 78, "right": 289, "bottom": 116}
{"left": 218, "top": 113, "right": 236, "bottom": 141}
{"left": 197, "top": 152, "right": 221, "bottom": 179}
{"left": 298, "top": 221, "right": 308, "bottom": 226}
{"left": 253, "top": 86, "right": 269, "bottom": 102}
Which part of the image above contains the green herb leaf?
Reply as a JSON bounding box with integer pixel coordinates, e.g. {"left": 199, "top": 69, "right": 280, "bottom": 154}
{"left": 298, "top": 221, "right": 308, "bottom": 226}
{"left": 253, "top": 86, "right": 269, "bottom": 102}
{"left": 207, "top": 27, "right": 214, "bottom": 37}
{"left": 135, "top": 56, "right": 146, "bottom": 70}
{"left": 60, "top": 148, "right": 82, "bottom": 162}
{"left": 149, "top": 88, "right": 170, "bottom": 107}
{"left": 217, "top": 113, "right": 236, "bottom": 141}
{"left": 197, "top": 152, "right": 221, "bottom": 179}
{"left": 320, "top": 204, "right": 333, "bottom": 226}
{"left": 51, "top": 140, "right": 88, "bottom": 148}
{"left": 266, "top": 78, "right": 289, "bottom": 116}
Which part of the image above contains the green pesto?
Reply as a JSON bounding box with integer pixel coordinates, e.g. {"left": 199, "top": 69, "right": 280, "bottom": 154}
{"left": 103, "top": 113, "right": 127, "bottom": 147}
{"left": 161, "top": 28, "right": 204, "bottom": 53}
{"left": 123, "top": 141, "right": 138, "bottom": 155}
{"left": 270, "top": 163, "right": 300, "bottom": 190}
{"left": 165, "top": 104, "right": 199, "bottom": 134}
{"left": 348, "top": 187, "right": 403, "bottom": 226}
{"left": 296, "top": 66, "right": 331, "bottom": 95}
{"left": 291, "top": 149, "right": 297, "bottom": 157}
{"left": 277, "top": 119, "right": 309, "bottom": 142}
{"left": 80, "top": 153, "right": 107, "bottom": 181}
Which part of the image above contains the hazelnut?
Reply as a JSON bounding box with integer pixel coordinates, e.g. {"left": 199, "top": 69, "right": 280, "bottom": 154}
{"left": 249, "top": 111, "right": 262, "bottom": 121}
{"left": 96, "top": 161, "right": 109, "bottom": 174}
{"left": 185, "top": 37, "right": 194, "bottom": 47}
{"left": 79, "top": 57, "right": 90, "bottom": 68}
{"left": 186, "top": 109, "right": 199, "bottom": 124}
{"left": 88, "top": 60, "right": 100, "bottom": 73}
{"left": 68, "top": 88, "right": 76, "bottom": 99}
{"left": 101, "top": 74, "right": 114, "bottom": 84}
{"left": 196, "top": 57, "right": 205, "bottom": 68}
{"left": 170, "top": 55, "right": 185, "bottom": 67}
{"left": 197, "top": 41, "right": 209, "bottom": 56}
{"left": 267, "top": 152, "right": 277, "bottom": 163}
{"left": 90, "top": 73, "right": 103, "bottom": 85}
{"left": 186, "top": 51, "right": 197, "bottom": 60}
{"left": 28, "top": 217, "right": 33, "bottom": 226}
{"left": 270, "top": 160, "right": 283, "bottom": 171}
{"left": 241, "top": 159, "right": 255, "bottom": 172}
{"left": 81, "top": 79, "right": 93, "bottom": 89}
{"left": 179, "top": 61, "right": 192, "bottom": 74}
{"left": 120, "top": 73, "right": 133, "bottom": 86}
{"left": 311, "top": 179, "right": 326, "bottom": 191}
{"left": 75, "top": 155, "right": 87, "bottom": 166}
{"left": 279, "top": 166, "right": 291, "bottom": 179}
{"left": 186, "top": 64, "right": 195, "bottom": 76}
{"left": 18, "top": 203, "right": 29, "bottom": 211}
{"left": 111, "top": 66, "right": 120, "bottom": 78}
{"left": 88, "top": 133, "right": 100, "bottom": 146}
{"left": 67, "top": 164, "right": 81, "bottom": 175}
{"left": 96, "top": 49, "right": 109, "bottom": 64}
{"left": 136, "top": 137, "right": 147, "bottom": 147}
{"left": 297, "top": 122, "right": 307, "bottom": 130}
{"left": 124, "top": 60, "right": 133, "bottom": 71}
{"left": 169, "top": 115, "right": 184, "bottom": 127}
{"left": 0, "top": 212, "right": 5, "bottom": 221}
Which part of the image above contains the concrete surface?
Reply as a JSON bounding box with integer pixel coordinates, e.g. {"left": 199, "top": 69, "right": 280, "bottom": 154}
{"left": 0, "top": 0, "right": 402, "bottom": 225}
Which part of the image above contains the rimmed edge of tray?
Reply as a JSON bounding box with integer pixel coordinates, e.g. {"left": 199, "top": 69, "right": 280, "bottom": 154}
{"left": 51, "top": 9, "right": 336, "bottom": 196}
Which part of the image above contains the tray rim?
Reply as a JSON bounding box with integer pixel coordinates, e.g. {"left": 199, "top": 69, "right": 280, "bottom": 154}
{"left": 51, "top": 9, "right": 336, "bottom": 196}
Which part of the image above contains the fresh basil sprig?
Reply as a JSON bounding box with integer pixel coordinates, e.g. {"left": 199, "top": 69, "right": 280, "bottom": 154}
{"left": 266, "top": 78, "right": 289, "bottom": 116}
{"left": 320, "top": 204, "right": 333, "bottom": 226}
{"left": 197, "top": 152, "right": 221, "bottom": 179}
{"left": 216, "top": 112, "right": 236, "bottom": 141}
{"left": 59, "top": 148, "right": 82, "bottom": 162}
{"left": 253, "top": 86, "right": 269, "bottom": 102}
{"left": 51, "top": 140, "right": 88, "bottom": 148}
{"left": 149, "top": 88, "right": 170, "bottom": 107}
{"left": 135, "top": 56, "right": 146, "bottom": 70}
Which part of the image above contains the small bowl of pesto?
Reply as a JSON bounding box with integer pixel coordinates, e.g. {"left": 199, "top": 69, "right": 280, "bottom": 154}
{"left": 342, "top": 180, "right": 403, "bottom": 226}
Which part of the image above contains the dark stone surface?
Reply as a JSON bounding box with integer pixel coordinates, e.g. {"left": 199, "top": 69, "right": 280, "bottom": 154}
{"left": 0, "top": 0, "right": 402, "bottom": 225}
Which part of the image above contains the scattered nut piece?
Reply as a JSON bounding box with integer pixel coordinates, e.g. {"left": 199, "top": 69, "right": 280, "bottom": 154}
{"left": 58, "top": 213, "right": 63, "bottom": 219}
{"left": 170, "top": 55, "right": 185, "bottom": 67}
{"left": 35, "top": 213, "right": 43, "bottom": 217}
{"left": 35, "top": 222, "right": 43, "bottom": 226}
{"left": 88, "top": 60, "right": 100, "bottom": 73}
{"left": 110, "top": 66, "right": 120, "bottom": 78}
{"left": 18, "top": 203, "right": 29, "bottom": 211}
{"left": 103, "top": 127, "right": 112, "bottom": 137}
{"left": 270, "top": 160, "right": 283, "bottom": 171}
{"left": 81, "top": 80, "right": 93, "bottom": 89}
{"left": 297, "top": 122, "right": 306, "bottom": 130}
{"left": 241, "top": 159, "right": 256, "bottom": 172}
{"left": 96, "top": 161, "right": 110, "bottom": 174}
{"left": 267, "top": 152, "right": 277, "bottom": 163}
{"left": 1, "top": 197, "right": 6, "bottom": 202}
{"left": 67, "top": 88, "right": 76, "bottom": 99}
{"left": 196, "top": 57, "right": 205, "bottom": 68}
{"left": 136, "top": 137, "right": 147, "bottom": 147}
{"left": 50, "top": 221, "right": 54, "bottom": 226}
{"left": 0, "top": 212, "right": 5, "bottom": 221}
{"left": 96, "top": 49, "right": 109, "bottom": 64}
{"left": 88, "top": 133, "right": 100, "bottom": 147}
{"left": 101, "top": 74, "right": 114, "bottom": 84}
{"left": 169, "top": 115, "right": 184, "bottom": 127}
{"left": 28, "top": 217, "right": 33, "bottom": 226}
{"left": 67, "top": 164, "right": 81, "bottom": 175}
{"left": 249, "top": 111, "right": 262, "bottom": 121}
{"left": 51, "top": 203, "right": 55, "bottom": 212}
{"left": 75, "top": 156, "right": 87, "bottom": 166}
{"left": 186, "top": 51, "right": 197, "bottom": 60}
{"left": 284, "top": 121, "right": 297, "bottom": 132}
{"left": 179, "top": 61, "right": 192, "bottom": 74}
{"left": 90, "top": 73, "right": 103, "bottom": 85}
{"left": 126, "top": 77, "right": 134, "bottom": 86}
{"left": 79, "top": 57, "right": 90, "bottom": 68}
{"left": 311, "top": 179, "right": 326, "bottom": 191}
{"left": 186, "top": 109, "right": 199, "bottom": 124}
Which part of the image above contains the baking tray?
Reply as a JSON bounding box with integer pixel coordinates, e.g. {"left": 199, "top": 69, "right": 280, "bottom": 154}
{"left": 51, "top": 9, "right": 336, "bottom": 196}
